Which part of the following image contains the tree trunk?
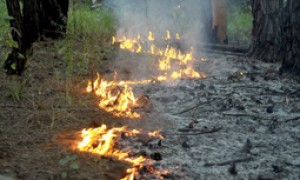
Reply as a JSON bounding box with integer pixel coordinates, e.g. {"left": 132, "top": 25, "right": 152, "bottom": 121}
{"left": 211, "top": 0, "right": 228, "bottom": 44}
{"left": 40, "top": 0, "right": 69, "bottom": 39}
{"left": 3, "top": 0, "right": 69, "bottom": 75}
{"left": 280, "top": 0, "right": 300, "bottom": 74}
{"left": 248, "top": 0, "right": 283, "bottom": 62}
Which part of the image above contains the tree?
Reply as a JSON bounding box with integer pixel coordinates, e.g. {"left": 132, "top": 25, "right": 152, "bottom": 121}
{"left": 3, "top": 0, "right": 69, "bottom": 75}
{"left": 280, "top": 0, "right": 300, "bottom": 74}
{"left": 211, "top": 0, "right": 228, "bottom": 44}
{"left": 249, "top": 0, "right": 300, "bottom": 74}
{"left": 248, "top": 0, "right": 283, "bottom": 62}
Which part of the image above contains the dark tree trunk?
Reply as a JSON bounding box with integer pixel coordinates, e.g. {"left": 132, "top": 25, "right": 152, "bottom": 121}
{"left": 3, "top": 0, "right": 69, "bottom": 75}
{"left": 248, "top": 0, "right": 283, "bottom": 62}
{"left": 280, "top": 0, "right": 300, "bottom": 74}
{"left": 40, "top": 0, "right": 69, "bottom": 39}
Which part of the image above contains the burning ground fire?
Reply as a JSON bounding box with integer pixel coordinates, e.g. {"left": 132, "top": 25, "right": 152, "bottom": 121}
{"left": 87, "top": 31, "right": 207, "bottom": 118}
{"left": 76, "top": 125, "right": 170, "bottom": 179}
{"left": 75, "top": 31, "right": 206, "bottom": 179}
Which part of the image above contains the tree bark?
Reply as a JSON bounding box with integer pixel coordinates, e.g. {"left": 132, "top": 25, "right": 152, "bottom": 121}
{"left": 40, "top": 0, "right": 69, "bottom": 39}
{"left": 280, "top": 0, "right": 300, "bottom": 74}
{"left": 3, "top": 0, "right": 69, "bottom": 75}
{"left": 248, "top": 0, "right": 283, "bottom": 62}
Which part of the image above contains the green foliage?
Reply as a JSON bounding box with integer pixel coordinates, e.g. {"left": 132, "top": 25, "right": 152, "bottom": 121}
{"left": 59, "top": 154, "right": 80, "bottom": 179}
{"left": 67, "top": 5, "right": 116, "bottom": 40}
{"left": 0, "top": 1, "right": 9, "bottom": 37}
{"left": 0, "top": 1, "right": 11, "bottom": 64}
{"left": 227, "top": 6, "right": 253, "bottom": 45}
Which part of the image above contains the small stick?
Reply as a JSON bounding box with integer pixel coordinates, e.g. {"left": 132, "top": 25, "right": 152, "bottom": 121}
{"left": 285, "top": 116, "right": 300, "bottom": 122}
{"left": 173, "top": 99, "right": 217, "bottom": 115}
{"left": 204, "top": 157, "right": 254, "bottom": 167}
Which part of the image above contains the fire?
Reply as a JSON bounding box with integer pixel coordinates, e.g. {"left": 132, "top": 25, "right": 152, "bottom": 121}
{"left": 112, "top": 31, "right": 205, "bottom": 80}
{"left": 77, "top": 125, "right": 167, "bottom": 180}
{"left": 164, "top": 30, "right": 171, "bottom": 40}
{"left": 148, "top": 31, "right": 155, "bottom": 41}
{"left": 87, "top": 74, "right": 141, "bottom": 118}
{"left": 90, "top": 31, "right": 207, "bottom": 118}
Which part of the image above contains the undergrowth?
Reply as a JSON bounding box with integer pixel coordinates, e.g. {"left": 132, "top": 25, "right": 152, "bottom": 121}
{"left": 227, "top": 5, "right": 252, "bottom": 46}
{"left": 67, "top": 5, "right": 116, "bottom": 41}
{"left": 0, "top": 1, "right": 11, "bottom": 64}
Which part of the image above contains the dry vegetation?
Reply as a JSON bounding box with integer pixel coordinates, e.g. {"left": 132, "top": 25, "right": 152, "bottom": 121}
{"left": 0, "top": 3, "right": 135, "bottom": 179}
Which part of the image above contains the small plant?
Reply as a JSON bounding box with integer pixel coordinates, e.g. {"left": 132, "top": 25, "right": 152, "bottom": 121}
{"left": 59, "top": 154, "right": 80, "bottom": 179}
{"left": 9, "top": 81, "right": 23, "bottom": 101}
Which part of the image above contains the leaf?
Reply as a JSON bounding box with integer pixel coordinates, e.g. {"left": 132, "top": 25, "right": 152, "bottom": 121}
{"left": 59, "top": 158, "right": 69, "bottom": 166}
{"left": 59, "top": 155, "right": 78, "bottom": 166}
{"left": 68, "top": 154, "right": 78, "bottom": 161}
{"left": 69, "top": 162, "right": 80, "bottom": 170}
{"left": 3, "top": 15, "right": 14, "bottom": 21}
{"left": 11, "top": 63, "right": 16, "bottom": 71}
{"left": 6, "top": 39, "right": 18, "bottom": 48}
{"left": 18, "top": 53, "right": 25, "bottom": 59}
{"left": 61, "top": 172, "right": 68, "bottom": 179}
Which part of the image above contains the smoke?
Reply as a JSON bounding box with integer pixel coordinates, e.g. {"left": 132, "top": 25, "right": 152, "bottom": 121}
{"left": 104, "top": 0, "right": 211, "bottom": 46}
{"left": 102, "top": 0, "right": 213, "bottom": 81}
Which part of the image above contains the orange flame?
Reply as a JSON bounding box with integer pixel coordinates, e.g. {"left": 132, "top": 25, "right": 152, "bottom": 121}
{"left": 77, "top": 125, "right": 166, "bottom": 180}
{"left": 87, "top": 74, "right": 141, "bottom": 118}
{"left": 88, "top": 31, "right": 208, "bottom": 117}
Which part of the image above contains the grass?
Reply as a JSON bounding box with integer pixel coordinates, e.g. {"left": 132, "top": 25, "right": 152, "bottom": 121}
{"left": 0, "top": 2, "right": 124, "bottom": 179}
{"left": 227, "top": 6, "right": 252, "bottom": 46}
{"left": 67, "top": 5, "right": 116, "bottom": 41}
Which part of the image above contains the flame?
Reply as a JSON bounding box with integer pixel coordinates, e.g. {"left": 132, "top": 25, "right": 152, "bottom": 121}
{"left": 148, "top": 31, "right": 155, "bottom": 41}
{"left": 164, "top": 30, "right": 171, "bottom": 40}
{"left": 148, "top": 130, "right": 164, "bottom": 139}
{"left": 88, "top": 31, "right": 208, "bottom": 117}
{"left": 87, "top": 74, "right": 141, "bottom": 118}
{"left": 77, "top": 125, "right": 166, "bottom": 180}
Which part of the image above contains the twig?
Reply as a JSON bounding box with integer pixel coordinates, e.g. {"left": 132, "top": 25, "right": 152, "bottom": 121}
{"left": 204, "top": 157, "right": 254, "bottom": 167}
{"left": 285, "top": 116, "right": 300, "bottom": 122}
{"left": 173, "top": 99, "right": 217, "bottom": 115}
{"left": 164, "top": 126, "right": 223, "bottom": 136}
{"left": 221, "top": 112, "right": 275, "bottom": 120}
{"left": 0, "top": 104, "right": 33, "bottom": 109}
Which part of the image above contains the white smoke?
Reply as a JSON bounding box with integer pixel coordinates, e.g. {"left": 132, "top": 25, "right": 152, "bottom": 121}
{"left": 104, "top": 0, "right": 212, "bottom": 47}
{"left": 101, "top": 0, "right": 213, "bottom": 82}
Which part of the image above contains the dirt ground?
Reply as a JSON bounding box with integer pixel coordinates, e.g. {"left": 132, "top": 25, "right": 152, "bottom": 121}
{"left": 0, "top": 40, "right": 133, "bottom": 180}
{"left": 0, "top": 39, "right": 300, "bottom": 180}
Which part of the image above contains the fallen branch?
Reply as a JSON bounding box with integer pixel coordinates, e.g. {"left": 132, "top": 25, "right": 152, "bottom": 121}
{"left": 285, "top": 116, "right": 300, "bottom": 122}
{"left": 164, "top": 126, "right": 223, "bottom": 136}
{"left": 204, "top": 157, "right": 254, "bottom": 167}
